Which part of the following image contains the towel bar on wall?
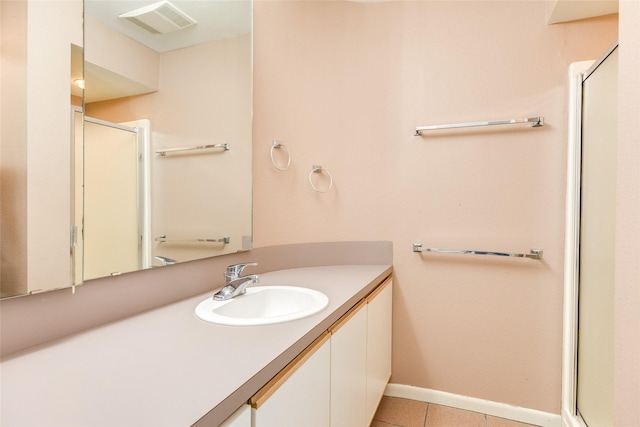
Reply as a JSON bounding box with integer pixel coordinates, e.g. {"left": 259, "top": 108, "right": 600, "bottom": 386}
{"left": 155, "top": 235, "right": 230, "bottom": 244}
{"left": 414, "top": 116, "right": 544, "bottom": 136}
{"left": 156, "top": 143, "right": 230, "bottom": 156}
{"left": 412, "top": 243, "right": 543, "bottom": 260}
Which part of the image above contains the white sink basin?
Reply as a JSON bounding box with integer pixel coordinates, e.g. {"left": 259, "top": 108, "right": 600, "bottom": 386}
{"left": 195, "top": 286, "right": 329, "bottom": 326}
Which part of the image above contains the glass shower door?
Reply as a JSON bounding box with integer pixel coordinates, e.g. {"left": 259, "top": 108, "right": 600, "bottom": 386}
{"left": 576, "top": 46, "right": 618, "bottom": 427}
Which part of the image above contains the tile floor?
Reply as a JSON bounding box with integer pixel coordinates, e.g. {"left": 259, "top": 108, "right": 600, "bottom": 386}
{"left": 370, "top": 396, "right": 539, "bottom": 427}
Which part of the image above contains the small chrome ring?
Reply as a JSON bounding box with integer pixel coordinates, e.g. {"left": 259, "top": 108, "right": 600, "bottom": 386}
{"left": 270, "top": 140, "right": 291, "bottom": 171}
{"left": 308, "top": 165, "right": 333, "bottom": 193}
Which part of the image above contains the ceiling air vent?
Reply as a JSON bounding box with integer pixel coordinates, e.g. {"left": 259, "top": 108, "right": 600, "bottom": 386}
{"left": 119, "top": 0, "right": 197, "bottom": 34}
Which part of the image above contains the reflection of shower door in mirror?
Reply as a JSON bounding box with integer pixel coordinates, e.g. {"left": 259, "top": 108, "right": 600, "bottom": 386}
{"left": 83, "top": 118, "right": 150, "bottom": 280}
{"left": 577, "top": 46, "right": 617, "bottom": 427}
{"left": 72, "top": 108, "right": 84, "bottom": 286}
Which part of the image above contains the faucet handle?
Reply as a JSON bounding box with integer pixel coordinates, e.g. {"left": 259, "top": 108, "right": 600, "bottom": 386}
{"left": 225, "top": 262, "right": 257, "bottom": 279}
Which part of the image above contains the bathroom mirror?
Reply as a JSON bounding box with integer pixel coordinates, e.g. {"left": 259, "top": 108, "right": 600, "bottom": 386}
{"left": 82, "top": 0, "right": 253, "bottom": 280}
{"left": 0, "top": 0, "right": 252, "bottom": 299}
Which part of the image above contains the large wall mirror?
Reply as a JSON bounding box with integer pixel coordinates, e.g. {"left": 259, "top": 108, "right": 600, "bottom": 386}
{"left": 0, "top": 0, "right": 252, "bottom": 299}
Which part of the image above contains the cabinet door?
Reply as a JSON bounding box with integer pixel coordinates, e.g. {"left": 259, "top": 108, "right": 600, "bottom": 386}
{"left": 220, "top": 404, "right": 251, "bottom": 427}
{"left": 330, "top": 301, "right": 367, "bottom": 427}
{"left": 251, "top": 333, "right": 331, "bottom": 427}
{"left": 366, "top": 278, "right": 393, "bottom": 424}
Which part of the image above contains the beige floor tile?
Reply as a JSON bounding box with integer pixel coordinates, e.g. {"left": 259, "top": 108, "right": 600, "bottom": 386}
{"left": 486, "top": 415, "right": 538, "bottom": 427}
{"left": 425, "top": 404, "right": 485, "bottom": 427}
{"left": 372, "top": 396, "right": 428, "bottom": 427}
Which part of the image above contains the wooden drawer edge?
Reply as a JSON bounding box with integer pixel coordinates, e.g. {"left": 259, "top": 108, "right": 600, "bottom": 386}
{"left": 249, "top": 331, "right": 330, "bottom": 409}
{"left": 365, "top": 276, "right": 392, "bottom": 303}
{"left": 328, "top": 299, "right": 367, "bottom": 335}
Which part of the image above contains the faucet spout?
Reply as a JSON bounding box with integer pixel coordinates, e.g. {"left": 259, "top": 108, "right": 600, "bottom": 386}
{"left": 213, "top": 275, "right": 259, "bottom": 300}
{"left": 213, "top": 262, "right": 259, "bottom": 301}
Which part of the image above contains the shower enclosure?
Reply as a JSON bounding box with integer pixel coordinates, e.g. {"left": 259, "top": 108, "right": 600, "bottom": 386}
{"left": 563, "top": 43, "right": 618, "bottom": 427}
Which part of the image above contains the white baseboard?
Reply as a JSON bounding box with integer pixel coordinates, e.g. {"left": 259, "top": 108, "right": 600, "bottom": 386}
{"left": 384, "top": 383, "right": 562, "bottom": 427}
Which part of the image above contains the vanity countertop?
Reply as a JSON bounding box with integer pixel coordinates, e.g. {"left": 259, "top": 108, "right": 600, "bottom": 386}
{"left": 1, "top": 264, "right": 391, "bottom": 426}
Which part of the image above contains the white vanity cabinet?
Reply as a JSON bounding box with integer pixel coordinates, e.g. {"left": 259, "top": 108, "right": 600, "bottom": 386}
{"left": 330, "top": 300, "right": 368, "bottom": 427}
{"left": 249, "top": 277, "right": 392, "bottom": 427}
{"left": 366, "top": 278, "right": 393, "bottom": 424}
{"left": 250, "top": 332, "right": 331, "bottom": 427}
{"left": 330, "top": 277, "right": 393, "bottom": 426}
{"left": 220, "top": 404, "right": 251, "bottom": 427}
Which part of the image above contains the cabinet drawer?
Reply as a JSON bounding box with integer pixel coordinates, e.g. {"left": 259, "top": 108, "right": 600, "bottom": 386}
{"left": 251, "top": 332, "right": 331, "bottom": 427}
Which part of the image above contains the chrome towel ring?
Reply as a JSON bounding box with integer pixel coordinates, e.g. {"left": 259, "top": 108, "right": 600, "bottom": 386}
{"left": 270, "top": 140, "right": 291, "bottom": 171}
{"left": 309, "top": 165, "right": 333, "bottom": 193}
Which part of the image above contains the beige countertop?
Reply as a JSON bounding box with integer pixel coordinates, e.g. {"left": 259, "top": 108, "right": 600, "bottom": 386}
{"left": 1, "top": 264, "right": 391, "bottom": 426}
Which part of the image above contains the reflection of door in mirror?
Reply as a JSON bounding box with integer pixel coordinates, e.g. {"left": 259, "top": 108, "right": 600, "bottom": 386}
{"left": 83, "top": 118, "right": 151, "bottom": 280}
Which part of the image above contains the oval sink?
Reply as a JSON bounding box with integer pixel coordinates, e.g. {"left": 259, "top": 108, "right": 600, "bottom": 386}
{"left": 195, "top": 286, "right": 329, "bottom": 326}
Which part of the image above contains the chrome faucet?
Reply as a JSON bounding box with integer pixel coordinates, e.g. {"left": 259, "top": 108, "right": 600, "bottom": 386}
{"left": 213, "top": 262, "right": 259, "bottom": 301}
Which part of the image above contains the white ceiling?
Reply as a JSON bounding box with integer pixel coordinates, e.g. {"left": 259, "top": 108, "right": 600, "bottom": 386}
{"left": 84, "top": 0, "right": 251, "bottom": 53}
{"left": 547, "top": 0, "right": 618, "bottom": 24}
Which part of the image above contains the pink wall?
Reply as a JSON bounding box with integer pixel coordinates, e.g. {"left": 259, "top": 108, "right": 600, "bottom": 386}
{"left": 615, "top": 1, "right": 640, "bottom": 425}
{"left": 253, "top": 1, "right": 618, "bottom": 413}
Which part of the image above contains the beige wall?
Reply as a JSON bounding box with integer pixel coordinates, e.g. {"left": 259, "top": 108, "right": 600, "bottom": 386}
{"left": 1, "top": 0, "right": 28, "bottom": 297}
{"left": 615, "top": 1, "right": 640, "bottom": 425}
{"left": 1, "top": 0, "right": 82, "bottom": 296}
{"left": 253, "top": 1, "right": 618, "bottom": 414}
{"left": 26, "top": 0, "right": 82, "bottom": 294}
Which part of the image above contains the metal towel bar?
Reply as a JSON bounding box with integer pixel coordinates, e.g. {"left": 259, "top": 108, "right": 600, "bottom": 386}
{"left": 414, "top": 116, "right": 543, "bottom": 136}
{"left": 413, "top": 243, "right": 543, "bottom": 260}
{"left": 155, "top": 235, "right": 230, "bottom": 244}
{"left": 156, "top": 143, "right": 230, "bottom": 156}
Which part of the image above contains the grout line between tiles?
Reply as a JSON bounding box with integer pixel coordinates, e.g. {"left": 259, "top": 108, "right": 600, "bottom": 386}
{"left": 423, "top": 402, "right": 429, "bottom": 427}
